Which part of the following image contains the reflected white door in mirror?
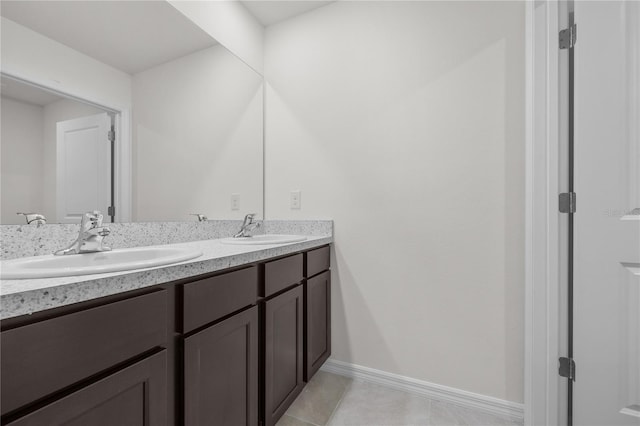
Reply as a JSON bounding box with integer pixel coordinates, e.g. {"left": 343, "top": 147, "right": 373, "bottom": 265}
{"left": 56, "top": 113, "right": 113, "bottom": 224}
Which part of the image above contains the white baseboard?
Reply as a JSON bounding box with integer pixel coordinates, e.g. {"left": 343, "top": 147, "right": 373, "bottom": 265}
{"left": 320, "top": 359, "right": 524, "bottom": 421}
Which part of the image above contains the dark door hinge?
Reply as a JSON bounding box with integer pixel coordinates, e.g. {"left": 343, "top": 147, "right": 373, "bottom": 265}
{"left": 559, "top": 24, "right": 577, "bottom": 49}
{"left": 107, "top": 206, "right": 115, "bottom": 217}
{"left": 107, "top": 129, "right": 115, "bottom": 142}
{"left": 559, "top": 192, "right": 577, "bottom": 213}
{"left": 559, "top": 357, "right": 576, "bottom": 381}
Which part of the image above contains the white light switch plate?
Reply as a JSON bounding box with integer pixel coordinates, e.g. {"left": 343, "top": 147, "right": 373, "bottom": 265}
{"left": 231, "top": 193, "right": 240, "bottom": 210}
{"left": 290, "top": 190, "right": 301, "bottom": 209}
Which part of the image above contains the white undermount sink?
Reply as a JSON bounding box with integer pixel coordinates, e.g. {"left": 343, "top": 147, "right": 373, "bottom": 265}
{"left": 0, "top": 246, "right": 203, "bottom": 280}
{"left": 220, "top": 234, "right": 307, "bottom": 245}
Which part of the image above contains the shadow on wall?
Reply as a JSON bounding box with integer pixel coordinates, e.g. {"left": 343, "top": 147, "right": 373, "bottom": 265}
{"left": 331, "top": 243, "right": 399, "bottom": 371}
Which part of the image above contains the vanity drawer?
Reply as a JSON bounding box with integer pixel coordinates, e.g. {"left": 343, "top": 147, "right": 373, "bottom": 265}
{"left": 262, "top": 253, "right": 304, "bottom": 297}
{"left": 182, "top": 266, "right": 258, "bottom": 333}
{"left": 305, "top": 246, "right": 330, "bottom": 278}
{"left": 1, "top": 289, "right": 167, "bottom": 416}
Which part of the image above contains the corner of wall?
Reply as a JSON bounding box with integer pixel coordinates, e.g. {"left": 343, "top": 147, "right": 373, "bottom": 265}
{"left": 167, "top": 0, "right": 265, "bottom": 76}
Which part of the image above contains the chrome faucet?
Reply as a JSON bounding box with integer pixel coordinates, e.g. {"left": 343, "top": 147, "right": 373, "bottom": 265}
{"left": 234, "top": 213, "right": 261, "bottom": 238}
{"left": 16, "top": 212, "right": 46, "bottom": 227}
{"left": 55, "top": 211, "right": 111, "bottom": 255}
{"left": 189, "top": 213, "right": 208, "bottom": 222}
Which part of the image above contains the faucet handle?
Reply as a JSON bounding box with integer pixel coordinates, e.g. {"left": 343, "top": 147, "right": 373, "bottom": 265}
{"left": 81, "top": 211, "right": 103, "bottom": 229}
{"left": 17, "top": 212, "right": 47, "bottom": 226}
{"left": 243, "top": 213, "right": 257, "bottom": 224}
{"left": 189, "top": 214, "right": 208, "bottom": 222}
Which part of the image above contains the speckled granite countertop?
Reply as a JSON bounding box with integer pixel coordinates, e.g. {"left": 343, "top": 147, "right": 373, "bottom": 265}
{"left": 0, "top": 235, "right": 332, "bottom": 320}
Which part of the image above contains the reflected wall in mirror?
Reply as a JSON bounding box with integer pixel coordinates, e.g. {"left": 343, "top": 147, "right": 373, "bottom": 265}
{"left": 0, "top": 0, "right": 264, "bottom": 224}
{"left": 133, "top": 43, "right": 263, "bottom": 222}
{"left": 1, "top": 76, "right": 113, "bottom": 225}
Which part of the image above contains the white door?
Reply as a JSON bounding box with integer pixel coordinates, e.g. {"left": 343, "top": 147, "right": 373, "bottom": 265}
{"left": 573, "top": 1, "right": 640, "bottom": 424}
{"left": 56, "top": 112, "right": 111, "bottom": 223}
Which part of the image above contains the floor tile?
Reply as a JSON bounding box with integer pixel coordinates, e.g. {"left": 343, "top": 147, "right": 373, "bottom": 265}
{"left": 286, "top": 371, "right": 352, "bottom": 425}
{"left": 428, "top": 401, "right": 523, "bottom": 426}
{"left": 328, "top": 380, "right": 430, "bottom": 426}
{"left": 277, "top": 414, "right": 317, "bottom": 426}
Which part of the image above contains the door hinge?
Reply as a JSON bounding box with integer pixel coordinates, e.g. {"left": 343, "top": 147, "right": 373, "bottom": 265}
{"left": 559, "top": 357, "right": 576, "bottom": 381}
{"left": 559, "top": 192, "right": 577, "bottom": 213}
{"left": 107, "top": 206, "right": 115, "bottom": 217}
{"left": 107, "top": 129, "right": 115, "bottom": 142}
{"left": 559, "top": 24, "right": 577, "bottom": 49}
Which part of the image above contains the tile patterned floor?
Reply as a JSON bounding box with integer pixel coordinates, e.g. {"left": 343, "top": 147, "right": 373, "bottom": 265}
{"left": 276, "top": 372, "right": 523, "bottom": 426}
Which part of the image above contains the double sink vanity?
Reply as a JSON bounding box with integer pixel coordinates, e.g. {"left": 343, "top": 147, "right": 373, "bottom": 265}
{"left": 0, "top": 3, "right": 330, "bottom": 423}
{"left": 0, "top": 221, "right": 332, "bottom": 426}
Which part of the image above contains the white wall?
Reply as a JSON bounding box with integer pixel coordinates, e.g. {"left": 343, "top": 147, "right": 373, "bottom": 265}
{"left": 0, "top": 97, "right": 44, "bottom": 224}
{"left": 133, "top": 45, "right": 263, "bottom": 221}
{"left": 265, "top": 1, "right": 525, "bottom": 403}
{"left": 0, "top": 17, "right": 132, "bottom": 111}
{"left": 42, "top": 99, "right": 105, "bottom": 221}
{"left": 168, "top": 0, "right": 265, "bottom": 75}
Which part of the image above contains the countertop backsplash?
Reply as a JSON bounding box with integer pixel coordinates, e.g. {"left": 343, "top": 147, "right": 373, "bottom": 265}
{"left": 0, "top": 220, "right": 333, "bottom": 260}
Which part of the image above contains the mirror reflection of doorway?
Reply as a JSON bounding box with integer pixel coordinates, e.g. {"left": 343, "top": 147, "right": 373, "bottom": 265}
{"left": 0, "top": 74, "right": 115, "bottom": 225}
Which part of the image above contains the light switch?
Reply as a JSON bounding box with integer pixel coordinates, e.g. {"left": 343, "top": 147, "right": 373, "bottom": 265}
{"left": 231, "top": 193, "right": 240, "bottom": 210}
{"left": 290, "top": 190, "right": 301, "bottom": 209}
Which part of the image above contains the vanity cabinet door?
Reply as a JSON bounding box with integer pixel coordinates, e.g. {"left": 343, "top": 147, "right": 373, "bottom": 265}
{"left": 184, "top": 306, "right": 258, "bottom": 426}
{"left": 304, "top": 270, "right": 331, "bottom": 381}
{"left": 263, "top": 285, "right": 304, "bottom": 426}
{"left": 1, "top": 289, "right": 167, "bottom": 416}
{"left": 5, "top": 350, "right": 167, "bottom": 426}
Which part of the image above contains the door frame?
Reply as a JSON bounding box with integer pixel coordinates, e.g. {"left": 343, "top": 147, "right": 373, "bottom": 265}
{"left": 525, "top": 1, "right": 565, "bottom": 425}
{"left": 0, "top": 71, "right": 132, "bottom": 222}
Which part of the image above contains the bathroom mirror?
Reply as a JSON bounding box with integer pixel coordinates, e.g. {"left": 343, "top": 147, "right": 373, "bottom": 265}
{"left": 0, "top": 1, "right": 263, "bottom": 225}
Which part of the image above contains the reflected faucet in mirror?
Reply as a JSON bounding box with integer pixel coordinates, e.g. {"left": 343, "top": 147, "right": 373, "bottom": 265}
{"left": 16, "top": 212, "right": 47, "bottom": 227}
{"left": 190, "top": 214, "right": 208, "bottom": 222}
{"left": 234, "top": 213, "right": 261, "bottom": 238}
{"left": 55, "top": 211, "right": 111, "bottom": 255}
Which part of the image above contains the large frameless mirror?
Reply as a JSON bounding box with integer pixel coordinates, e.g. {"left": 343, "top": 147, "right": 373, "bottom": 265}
{"left": 0, "top": 0, "right": 264, "bottom": 225}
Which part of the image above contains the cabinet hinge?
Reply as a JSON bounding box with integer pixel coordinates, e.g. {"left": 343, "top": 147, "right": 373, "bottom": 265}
{"left": 107, "top": 206, "right": 115, "bottom": 217}
{"left": 559, "top": 192, "right": 577, "bottom": 213}
{"left": 559, "top": 24, "right": 577, "bottom": 49}
{"left": 107, "top": 129, "right": 115, "bottom": 142}
{"left": 559, "top": 357, "right": 576, "bottom": 381}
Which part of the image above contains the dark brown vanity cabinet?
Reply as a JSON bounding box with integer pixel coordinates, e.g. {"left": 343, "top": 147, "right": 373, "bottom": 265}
{"left": 181, "top": 266, "right": 259, "bottom": 426}
{"left": 5, "top": 350, "right": 168, "bottom": 426}
{"left": 0, "top": 290, "right": 169, "bottom": 426}
{"left": 304, "top": 270, "right": 331, "bottom": 381}
{"left": 263, "top": 285, "right": 305, "bottom": 426}
{"left": 184, "top": 306, "right": 259, "bottom": 426}
{"left": 304, "top": 246, "right": 331, "bottom": 381}
{"left": 0, "top": 245, "right": 331, "bottom": 426}
{"left": 261, "top": 246, "right": 332, "bottom": 426}
{"left": 261, "top": 254, "right": 305, "bottom": 426}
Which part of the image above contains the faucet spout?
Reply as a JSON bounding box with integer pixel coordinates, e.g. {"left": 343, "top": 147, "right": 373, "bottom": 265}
{"left": 234, "top": 213, "right": 261, "bottom": 238}
{"left": 54, "top": 211, "right": 111, "bottom": 255}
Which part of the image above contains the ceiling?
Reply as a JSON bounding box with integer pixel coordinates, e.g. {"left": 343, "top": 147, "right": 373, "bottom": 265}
{"left": 241, "top": 1, "right": 335, "bottom": 26}
{"left": 0, "top": 76, "right": 64, "bottom": 106}
{"left": 0, "top": 1, "right": 217, "bottom": 75}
